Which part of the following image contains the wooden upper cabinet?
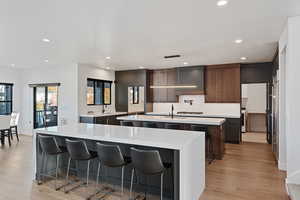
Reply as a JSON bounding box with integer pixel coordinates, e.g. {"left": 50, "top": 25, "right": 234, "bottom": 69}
{"left": 205, "top": 64, "right": 241, "bottom": 103}
{"left": 166, "top": 69, "right": 177, "bottom": 102}
{"left": 150, "top": 69, "right": 177, "bottom": 102}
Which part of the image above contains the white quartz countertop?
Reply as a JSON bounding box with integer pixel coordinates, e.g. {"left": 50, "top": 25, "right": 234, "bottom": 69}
{"left": 117, "top": 115, "right": 226, "bottom": 126}
{"left": 146, "top": 112, "right": 240, "bottom": 119}
{"left": 34, "top": 123, "right": 203, "bottom": 150}
{"left": 80, "top": 112, "right": 127, "bottom": 118}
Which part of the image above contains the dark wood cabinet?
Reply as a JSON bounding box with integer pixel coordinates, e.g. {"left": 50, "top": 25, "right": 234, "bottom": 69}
{"left": 80, "top": 115, "right": 125, "bottom": 125}
{"left": 149, "top": 66, "right": 205, "bottom": 102}
{"left": 176, "top": 66, "right": 205, "bottom": 95}
{"left": 167, "top": 69, "right": 177, "bottom": 102}
{"left": 150, "top": 69, "right": 177, "bottom": 102}
{"left": 205, "top": 64, "right": 241, "bottom": 103}
{"left": 224, "top": 118, "right": 241, "bottom": 144}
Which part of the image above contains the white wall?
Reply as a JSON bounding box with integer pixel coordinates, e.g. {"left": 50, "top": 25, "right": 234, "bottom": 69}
{"left": 77, "top": 64, "right": 115, "bottom": 115}
{"left": 153, "top": 95, "right": 240, "bottom": 117}
{"left": 20, "top": 64, "right": 78, "bottom": 134}
{"left": 279, "top": 25, "right": 288, "bottom": 171}
{"left": 244, "top": 83, "right": 267, "bottom": 113}
{"left": 280, "top": 16, "right": 300, "bottom": 184}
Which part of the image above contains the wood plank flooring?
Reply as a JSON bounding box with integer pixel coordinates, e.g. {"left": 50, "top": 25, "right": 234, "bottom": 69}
{"left": 242, "top": 132, "right": 267, "bottom": 143}
{"left": 200, "top": 142, "right": 288, "bottom": 200}
{"left": 0, "top": 136, "right": 288, "bottom": 200}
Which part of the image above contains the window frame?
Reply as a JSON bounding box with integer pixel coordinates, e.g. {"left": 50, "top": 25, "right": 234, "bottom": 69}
{"left": 0, "top": 83, "right": 13, "bottom": 115}
{"left": 87, "top": 78, "right": 112, "bottom": 106}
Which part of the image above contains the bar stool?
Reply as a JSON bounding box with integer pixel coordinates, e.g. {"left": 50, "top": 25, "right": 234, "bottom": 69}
{"left": 65, "top": 139, "right": 97, "bottom": 194}
{"left": 191, "top": 125, "right": 214, "bottom": 164}
{"left": 130, "top": 147, "right": 171, "bottom": 200}
{"left": 88, "top": 143, "right": 131, "bottom": 200}
{"left": 132, "top": 121, "right": 143, "bottom": 127}
{"left": 143, "top": 121, "right": 157, "bottom": 128}
{"left": 120, "top": 121, "right": 133, "bottom": 127}
{"left": 164, "top": 123, "right": 181, "bottom": 130}
{"left": 38, "top": 135, "right": 68, "bottom": 190}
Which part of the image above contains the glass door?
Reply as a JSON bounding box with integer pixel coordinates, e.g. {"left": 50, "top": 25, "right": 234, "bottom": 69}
{"left": 34, "top": 86, "right": 58, "bottom": 129}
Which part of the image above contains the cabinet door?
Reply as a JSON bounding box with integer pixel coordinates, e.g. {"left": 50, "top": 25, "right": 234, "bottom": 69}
{"left": 152, "top": 70, "right": 162, "bottom": 102}
{"left": 152, "top": 70, "right": 168, "bottom": 102}
{"left": 205, "top": 64, "right": 240, "bottom": 103}
{"left": 167, "top": 69, "right": 177, "bottom": 102}
{"left": 221, "top": 66, "right": 240, "bottom": 103}
{"left": 225, "top": 118, "right": 241, "bottom": 143}
{"left": 205, "top": 68, "right": 218, "bottom": 102}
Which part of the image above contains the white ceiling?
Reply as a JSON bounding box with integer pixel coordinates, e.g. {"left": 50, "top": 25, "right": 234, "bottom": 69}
{"left": 0, "top": 0, "right": 299, "bottom": 70}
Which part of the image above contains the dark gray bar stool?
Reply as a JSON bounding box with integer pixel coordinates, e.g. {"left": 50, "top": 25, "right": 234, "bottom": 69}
{"left": 191, "top": 125, "right": 214, "bottom": 164}
{"left": 120, "top": 121, "right": 133, "bottom": 127}
{"left": 132, "top": 121, "right": 143, "bottom": 127}
{"left": 143, "top": 121, "right": 157, "bottom": 128}
{"left": 130, "top": 147, "right": 171, "bottom": 200}
{"left": 165, "top": 123, "right": 181, "bottom": 130}
{"left": 65, "top": 139, "right": 97, "bottom": 194}
{"left": 88, "top": 143, "right": 131, "bottom": 199}
{"left": 38, "top": 135, "right": 68, "bottom": 190}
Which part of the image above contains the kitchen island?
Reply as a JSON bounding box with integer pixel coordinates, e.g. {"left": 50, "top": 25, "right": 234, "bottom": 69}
{"left": 117, "top": 114, "right": 226, "bottom": 159}
{"left": 33, "top": 123, "right": 205, "bottom": 200}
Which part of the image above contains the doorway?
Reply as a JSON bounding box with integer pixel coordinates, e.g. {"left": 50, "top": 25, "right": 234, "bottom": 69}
{"left": 241, "top": 83, "right": 268, "bottom": 143}
{"left": 33, "top": 86, "right": 58, "bottom": 129}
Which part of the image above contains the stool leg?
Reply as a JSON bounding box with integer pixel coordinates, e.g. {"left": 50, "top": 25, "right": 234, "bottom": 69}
{"left": 160, "top": 173, "right": 164, "bottom": 200}
{"left": 121, "top": 166, "right": 124, "bottom": 195}
{"left": 86, "top": 160, "right": 90, "bottom": 186}
{"left": 96, "top": 161, "right": 101, "bottom": 185}
{"left": 64, "top": 157, "right": 71, "bottom": 193}
{"left": 43, "top": 154, "right": 48, "bottom": 182}
{"left": 39, "top": 152, "right": 45, "bottom": 184}
{"left": 55, "top": 154, "right": 59, "bottom": 190}
{"left": 86, "top": 162, "right": 104, "bottom": 200}
{"left": 130, "top": 169, "right": 135, "bottom": 200}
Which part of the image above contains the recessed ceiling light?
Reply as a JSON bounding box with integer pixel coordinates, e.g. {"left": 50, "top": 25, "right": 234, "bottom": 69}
{"left": 139, "top": 66, "right": 145, "bottom": 69}
{"left": 105, "top": 56, "right": 111, "bottom": 60}
{"left": 106, "top": 67, "right": 110, "bottom": 70}
{"left": 44, "top": 59, "right": 49, "bottom": 63}
{"left": 235, "top": 39, "right": 243, "bottom": 44}
{"left": 11, "top": 64, "right": 15, "bottom": 67}
{"left": 217, "top": 0, "right": 228, "bottom": 6}
{"left": 240, "top": 57, "right": 247, "bottom": 60}
{"left": 42, "top": 38, "right": 50, "bottom": 43}
{"left": 183, "top": 62, "right": 188, "bottom": 65}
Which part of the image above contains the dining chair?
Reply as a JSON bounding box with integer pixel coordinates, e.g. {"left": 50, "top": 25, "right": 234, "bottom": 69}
{"left": 10, "top": 112, "right": 20, "bottom": 141}
{"left": 0, "top": 115, "right": 12, "bottom": 146}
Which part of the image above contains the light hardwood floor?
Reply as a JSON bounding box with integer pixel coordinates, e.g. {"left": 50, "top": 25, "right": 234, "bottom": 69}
{"left": 0, "top": 136, "right": 288, "bottom": 200}
{"left": 242, "top": 132, "right": 267, "bottom": 143}
{"left": 200, "top": 142, "right": 288, "bottom": 200}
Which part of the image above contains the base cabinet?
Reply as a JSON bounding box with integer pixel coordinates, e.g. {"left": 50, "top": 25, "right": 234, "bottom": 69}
{"left": 80, "top": 115, "right": 126, "bottom": 125}
{"left": 224, "top": 118, "right": 241, "bottom": 144}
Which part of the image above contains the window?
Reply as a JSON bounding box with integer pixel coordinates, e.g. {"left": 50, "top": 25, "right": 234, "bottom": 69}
{"left": 86, "top": 79, "right": 112, "bottom": 105}
{"left": 0, "top": 83, "right": 13, "bottom": 115}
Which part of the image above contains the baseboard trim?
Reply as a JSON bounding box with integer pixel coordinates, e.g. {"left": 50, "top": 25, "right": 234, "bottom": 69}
{"left": 279, "top": 161, "right": 287, "bottom": 171}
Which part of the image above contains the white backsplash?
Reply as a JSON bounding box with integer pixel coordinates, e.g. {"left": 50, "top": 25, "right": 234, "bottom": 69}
{"left": 153, "top": 95, "right": 240, "bottom": 116}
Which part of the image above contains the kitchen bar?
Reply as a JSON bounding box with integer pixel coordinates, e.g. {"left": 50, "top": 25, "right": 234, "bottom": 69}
{"left": 117, "top": 115, "right": 226, "bottom": 159}
{"left": 33, "top": 123, "right": 205, "bottom": 200}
